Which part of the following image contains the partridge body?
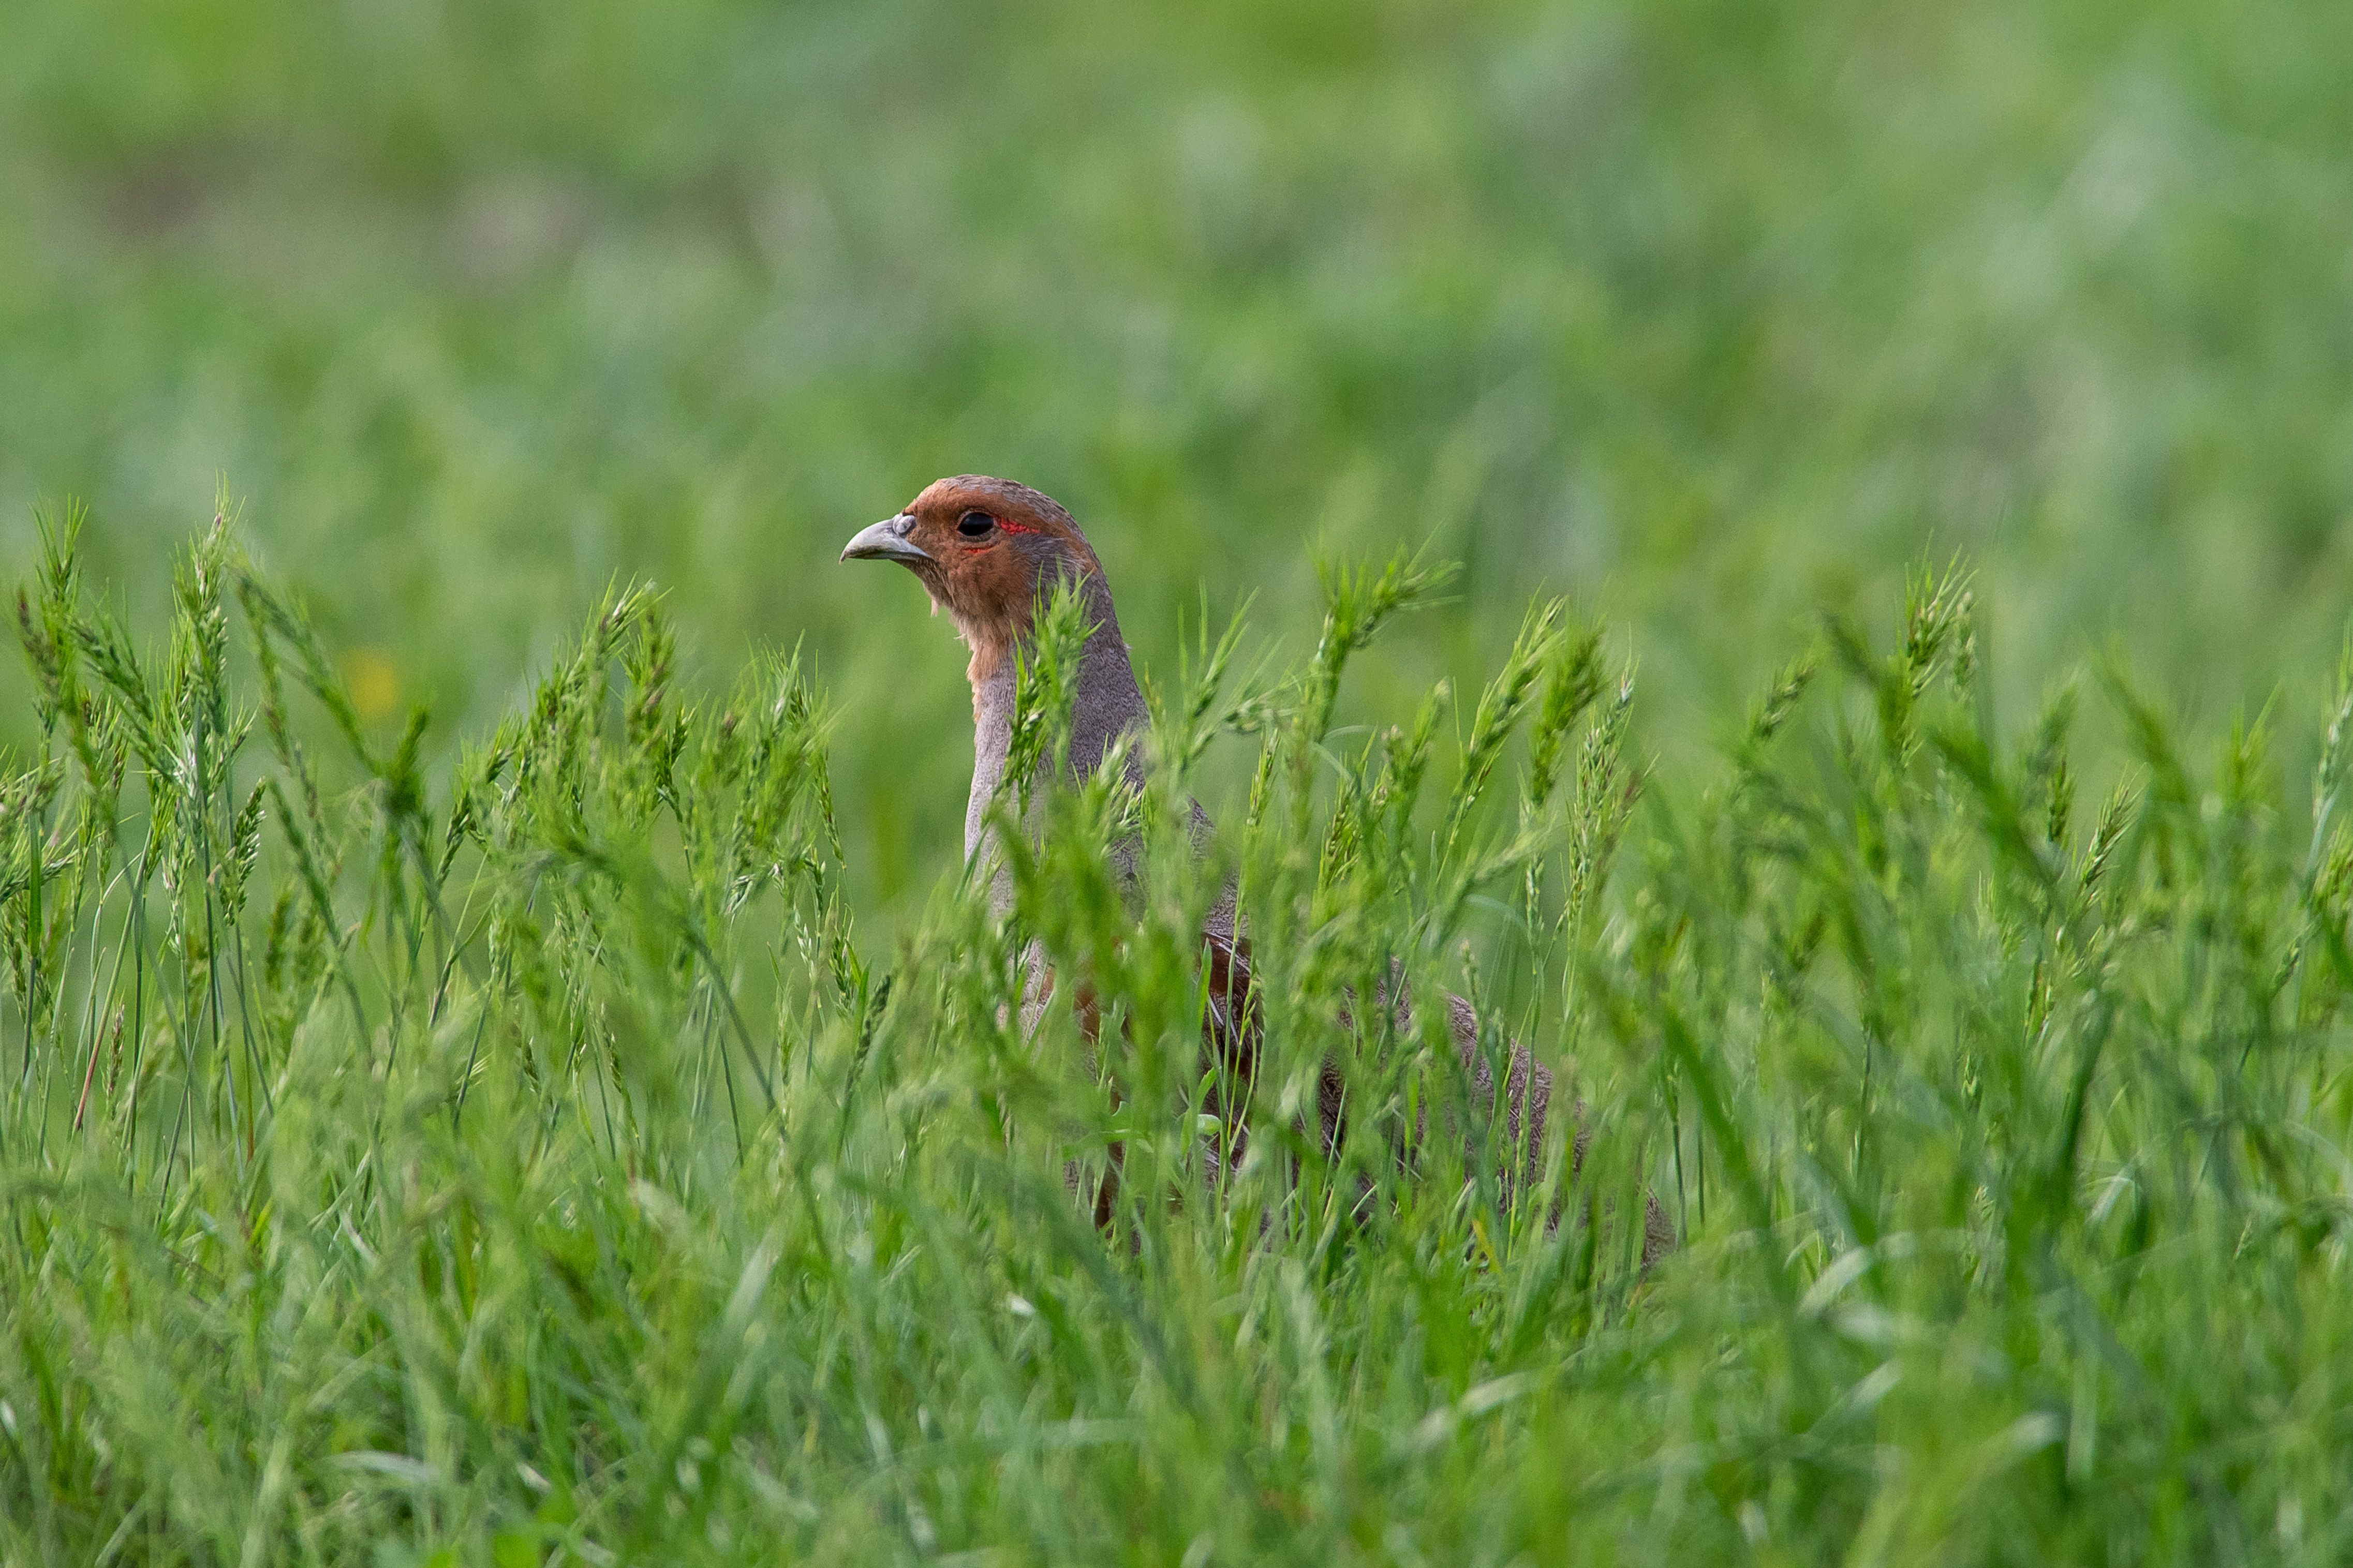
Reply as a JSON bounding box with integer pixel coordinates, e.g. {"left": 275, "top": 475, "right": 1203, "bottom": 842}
{"left": 843, "top": 476, "right": 1671, "bottom": 1264}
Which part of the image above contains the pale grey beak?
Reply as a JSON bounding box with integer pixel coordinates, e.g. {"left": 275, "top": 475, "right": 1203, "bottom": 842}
{"left": 840, "top": 514, "right": 930, "bottom": 565}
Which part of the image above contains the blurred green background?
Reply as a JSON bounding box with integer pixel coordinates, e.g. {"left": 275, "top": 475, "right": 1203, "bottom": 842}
{"left": 3, "top": 0, "right": 2348, "bottom": 922}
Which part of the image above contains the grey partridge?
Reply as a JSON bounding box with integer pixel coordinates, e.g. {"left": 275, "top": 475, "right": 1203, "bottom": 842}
{"left": 843, "top": 475, "right": 1672, "bottom": 1264}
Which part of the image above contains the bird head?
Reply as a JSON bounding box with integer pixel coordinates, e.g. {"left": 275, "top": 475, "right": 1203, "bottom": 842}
{"left": 841, "top": 475, "right": 1104, "bottom": 673}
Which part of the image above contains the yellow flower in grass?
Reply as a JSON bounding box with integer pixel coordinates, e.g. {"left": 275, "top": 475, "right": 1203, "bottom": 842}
{"left": 344, "top": 648, "right": 402, "bottom": 725}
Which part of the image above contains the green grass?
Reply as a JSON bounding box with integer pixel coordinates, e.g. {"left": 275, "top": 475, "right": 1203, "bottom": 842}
{"left": 3, "top": 519, "right": 2353, "bottom": 1564}
{"left": 4, "top": 0, "right": 2352, "bottom": 1560}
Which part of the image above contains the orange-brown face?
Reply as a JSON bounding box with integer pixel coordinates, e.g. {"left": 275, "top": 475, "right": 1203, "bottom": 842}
{"left": 840, "top": 475, "right": 1100, "bottom": 656}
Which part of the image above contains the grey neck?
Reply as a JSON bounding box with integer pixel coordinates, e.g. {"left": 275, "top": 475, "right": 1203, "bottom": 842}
{"left": 965, "top": 577, "right": 1149, "bottom": 871}
{"left": 964, "top": 576, "right": 1237, "bottom": 946}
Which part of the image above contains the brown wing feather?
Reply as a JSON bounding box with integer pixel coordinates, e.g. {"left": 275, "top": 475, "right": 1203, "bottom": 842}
{"left": 1193, "top": 936, "right": 1674, "bottom": 1266}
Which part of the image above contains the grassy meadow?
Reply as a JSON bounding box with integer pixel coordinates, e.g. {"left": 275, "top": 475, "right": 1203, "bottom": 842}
{"left": 4, "top": 0, "right": 2353, "bottom": 1561}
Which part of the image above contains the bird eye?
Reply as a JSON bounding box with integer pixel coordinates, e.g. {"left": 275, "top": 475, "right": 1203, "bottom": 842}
{"left": 956, "top": 511, "right": 996, "bottom": 539}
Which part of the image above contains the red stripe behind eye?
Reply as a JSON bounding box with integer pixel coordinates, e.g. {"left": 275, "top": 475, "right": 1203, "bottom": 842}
{"left": 993, "top": 517, "right": 1046, "bottom": 535}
